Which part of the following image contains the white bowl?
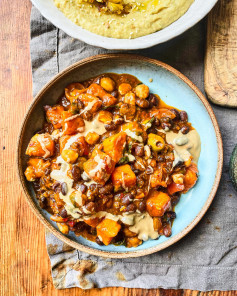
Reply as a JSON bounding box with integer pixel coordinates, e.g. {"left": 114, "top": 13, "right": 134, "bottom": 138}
{"left": 31, "top": 0, "right": 217, "bottom": 50}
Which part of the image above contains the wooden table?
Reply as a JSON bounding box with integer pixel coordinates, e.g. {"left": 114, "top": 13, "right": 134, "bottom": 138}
{"left": 0, "top": 0, "right": 236, "bottom": 295}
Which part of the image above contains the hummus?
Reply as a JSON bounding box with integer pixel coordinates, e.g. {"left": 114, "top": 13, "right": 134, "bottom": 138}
{"left": 54, "top": 0, "right": 194, "bottom": 39}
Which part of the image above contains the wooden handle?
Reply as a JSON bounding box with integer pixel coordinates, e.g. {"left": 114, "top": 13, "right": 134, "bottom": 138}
{"left": 205, "top": 0, "right": 237, "bottom": 108}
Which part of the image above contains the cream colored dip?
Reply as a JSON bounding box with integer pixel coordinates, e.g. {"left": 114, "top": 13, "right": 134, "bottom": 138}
{"left": 87, "top": 211, "right": 159, "bottom": 241}
{"left": 50, "top": 156, "right": 83, "bottom": 218}
{"left": 164, "top": 129, "right": 201, "bottom": 166}
{"left": 54, "top": 0, "right": 194, "bottom": 39}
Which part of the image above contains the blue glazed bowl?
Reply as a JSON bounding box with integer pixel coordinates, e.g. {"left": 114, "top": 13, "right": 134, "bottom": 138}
{"left": 17, "top": 54, "right": 223, "bottom": 258}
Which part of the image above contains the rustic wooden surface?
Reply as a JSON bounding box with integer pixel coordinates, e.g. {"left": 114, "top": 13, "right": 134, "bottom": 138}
{"left": 0, "top": 0, "right": 236, "bottom": 295}
{"left": 205, "top": 0, "right": 237, "bottom": 107}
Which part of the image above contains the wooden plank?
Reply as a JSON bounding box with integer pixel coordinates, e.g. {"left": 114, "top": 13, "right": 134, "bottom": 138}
{"left": 0, "top": 0, "right": 235, "bottom": 295}
{"left": 205, "top": 0, "right": 237, "bottom": 107}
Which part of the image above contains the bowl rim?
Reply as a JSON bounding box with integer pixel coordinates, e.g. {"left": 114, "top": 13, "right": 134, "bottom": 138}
{"left": 31, "top": 0, "right": 218, "bottom": 50}
{"left": 17, "top": 54, "right": 223, "bottom": 258}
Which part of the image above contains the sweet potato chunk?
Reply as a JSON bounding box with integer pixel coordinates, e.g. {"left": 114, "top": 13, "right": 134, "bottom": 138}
{"left": 121, "top": 122, "right": 143, "bottom": 133}
{"left": 24, "top": 158, "right": 51, "bottom": 181}
{"left": 83, "top": 150, "right": 115, "bottom": 185}
{"left": 26, "top": 133, "right": 55, "bottom": 158}
{"left": 183, "top": 163, "right": 198, "bottom": 193}
{"left": 111, "top": 164, "right": 136, "bottom": 190}
{"left": 150, "top": 165, "right": 167, "bottom": 188}
{"left": 62, "top": 111, "right": 85, "bottom": 135}
{"left": 120, "top": 122, "right": 146, "bottom": 142}
{"left": 151, "top": 108, "right": 176, "bottom": 120}
{"left": 87, "top": 83, "right": 117, "bottom": 107}
{"left": 167, "top": 183, "right": 185, "bottom": 195}
{"left": 65, "top": 83, "right": 85, "bottom": 101}
{"left": 78, "top": 93, "right": 102, "bottom": 114}
{"left": 126, "top": 237, "right": 142, "bottom": 248}
{"left": 103, "top": 132, "right": 127, "bottom": 163}
{"left": 59, "top": 135, "right": 89, "bottom": 156}
{"left": 146, "top": 190, "right": 171, "bottom": 217}
{"left": 84, "top": 217, "right": 101, "bottom": 228}
{"left": 45, "top": 105, "right": 64, "bottom": 129}
{"left": 96, "top": 219, "right": 121, "bottom": 245}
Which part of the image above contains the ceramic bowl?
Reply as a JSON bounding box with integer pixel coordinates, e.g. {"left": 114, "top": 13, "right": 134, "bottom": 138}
{"left": 17, "top": 54, "right": 223, "bottom": 258}
{"left": 31, "top": 0, "right": 218, "bottom": 50}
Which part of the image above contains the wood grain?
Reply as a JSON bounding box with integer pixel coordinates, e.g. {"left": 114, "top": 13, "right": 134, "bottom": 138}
{"left": 0, "top": 0, "right": 236, "bottom": 295}
{"left": 205, "top": 0, "right": 237, "bottom": 107}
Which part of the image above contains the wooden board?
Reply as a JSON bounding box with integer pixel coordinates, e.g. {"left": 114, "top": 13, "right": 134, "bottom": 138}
{"left": 205, "top": 0, "right": 237, "bottom": 107}
{"left": 0, "top": 0, "right": 236, "bottom": 295}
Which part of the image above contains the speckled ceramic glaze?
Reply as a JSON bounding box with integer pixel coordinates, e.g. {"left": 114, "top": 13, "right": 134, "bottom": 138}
{"left": 31, "top": 0, "right": 218, "bottom": 50}
{"left": 17, "top": 54, "right": 223, "bottom": 258}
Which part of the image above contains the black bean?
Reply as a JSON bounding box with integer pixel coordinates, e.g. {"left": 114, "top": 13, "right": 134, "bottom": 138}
{"left": 39, "top": 195, "right": 47, "bottom": 208}
{"left": 163, "top": 223, "right": 172, "bottom": 237}
{"left": 147, "top": 127, "right": 157, "bottom": 134}
{"left": 84, "top": 202, "right": 96, "bottom": 213}
{"left": 161, "top": 122, "right": 171, "bottom": 131}
{"left": 43, "top": 123, "right": 54, "bottom": 134}
{"left": 60, "top": 208, "right": 68, "bottom": 218}
{"left": 171, "top": 193, "right": 180, "bottom": 205}
{"left": 114, "top": 115, "right": 124, "bottom": 125}
{"left": 71, "top": 166, "right": 81, "bottom": 182}
{"left": 180, "top": 111, "right": 188, "bottom": 122}
{"left": 138, "top": 201, "right": 146, "bottom": 212}
{"left": 89, "top": 184, "right": 99, "bottom": 194}
{"left": 180, "top": 126, "right": 190, "bottom": 134}
{"left": 77, "top": 100, "right": 84, "bottom": 110}
{"left": 121, "top": 193, "right": 134, "bottom": 205}
{"left": 125, "top": 203, "right": 137, "bottom": 213}
{"left": 105, "top": 122, "right": 117, "bottom": 131}
{"left": 166, "top": 211, "right": 176, "bottom": 220}
{"left": 74, "top": 222, "right": 85, "bottom": 232}
{"left": 106, "top": 199, "right": 113, "bottom": 208}
{"left": 61, "top": 182, "right": 68, "bottom": 196}
{"left": 61, "top": 96, "right": 70, "bottom": 108}
{"left": 82, "top": 111, "right": 93, "bottom": 121}
{"left": 96, "top": 236, "right": 104, "bottom": 245}
{"left": 160, "top": 117, "right": 170, "bottom": 123}
{"left": 79, "top": 184, "right": 87, "bottom": 194}
{"left": 52, "top": 182, "right": 61, "bottom": 193}
{"left": 170, "top": 108, "right": 180, "bottom": 119}
{"left": 154, "top": 118, "right": 160, "bottom": 127}
{"left": 148, "top": 94, "right": 159, "bottom": 107}
{"left": 134, "top": 145, "right": 144, "bottom": 157}
{"left": 111, "top": 90, "right": 118, "bottom": 98}
{"left": 99, "top": 183, "right": 114, "bottom": 194}
{"left": 136, "top": 98, "right": 150, "bottom": 108}
{"left": 157, "top": 155, "right": 165, "bottom": 162}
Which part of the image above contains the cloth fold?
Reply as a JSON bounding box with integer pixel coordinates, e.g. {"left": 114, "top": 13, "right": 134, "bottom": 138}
{"left": 31, "top": 6, "right": 237, "bottom": 290}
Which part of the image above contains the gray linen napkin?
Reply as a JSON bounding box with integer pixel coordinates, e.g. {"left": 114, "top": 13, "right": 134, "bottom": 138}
{"left": 31, "top": 6, "right": 237, "bottom": 290}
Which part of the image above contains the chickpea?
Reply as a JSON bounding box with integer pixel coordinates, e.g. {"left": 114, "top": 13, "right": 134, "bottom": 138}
{"left": 119, "top": 103, "right": 136, "bottom": 116}
{"left": 100, "top": 77, "right": 115, "bottom": 92}
{"left": 61, "top": 149, "right": 78, "bottom": 163}
{"left": 126, "top": 237, "right": 142, "bottom": 248}
{"left": 98, "top": 110, "right": 113, "bottom": 124}
{"left": 118, "top": 83, "right": 132, "bottom": 95}
{"left": 85, "top": 132, "right": 100, "bottom": 145}
{"left": 135, "top": 84, "right": 149, "bottom": 99}
{"left": 124, "top": 92, "right": 136, "bottom": 105}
